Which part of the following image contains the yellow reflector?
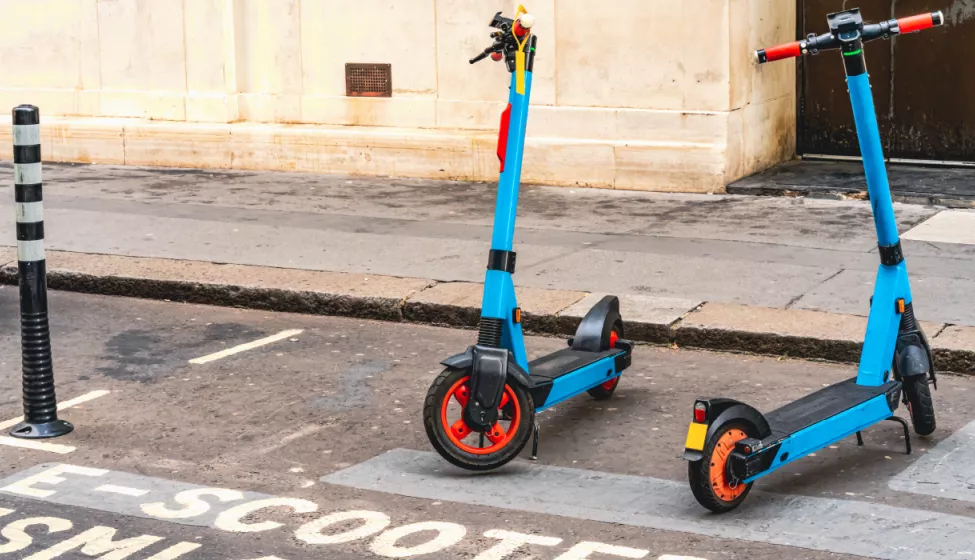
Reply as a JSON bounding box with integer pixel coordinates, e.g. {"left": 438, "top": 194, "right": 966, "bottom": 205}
{"left": 685, "top": 422, "right": 708, "bottom": 451}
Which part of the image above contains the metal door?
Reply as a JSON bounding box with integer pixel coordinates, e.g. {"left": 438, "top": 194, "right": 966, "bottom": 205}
{"left": 798, "top": 0, "right": 975, "bottom": 161}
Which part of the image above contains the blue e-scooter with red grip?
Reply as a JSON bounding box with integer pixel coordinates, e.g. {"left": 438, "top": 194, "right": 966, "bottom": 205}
{"left": 422, "top": 7, "right": 634, "bottom": 472}
{"left": 683, "top": 8, "right": 942, "bottom": 513}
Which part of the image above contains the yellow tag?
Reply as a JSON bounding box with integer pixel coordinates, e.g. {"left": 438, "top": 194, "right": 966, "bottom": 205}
{"left": 685, "top": 422, "right": 708, "bottom": 451}
{"left": 516, "top": 4, "right": 528, "bottom": 17}
{"left": 515, "top": 51, "right": 526, "bottom": 94}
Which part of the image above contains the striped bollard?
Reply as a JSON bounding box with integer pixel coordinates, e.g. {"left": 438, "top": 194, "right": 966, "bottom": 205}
{"left": 9, "top": 105, "right": 73, "bottom": 439}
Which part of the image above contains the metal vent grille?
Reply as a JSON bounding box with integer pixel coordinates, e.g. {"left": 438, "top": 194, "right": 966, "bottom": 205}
{"left": 345, "top": 63, "right": 392, "bottom": 97}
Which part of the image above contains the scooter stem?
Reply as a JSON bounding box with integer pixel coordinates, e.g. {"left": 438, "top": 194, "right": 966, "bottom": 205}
{"left": 490, "top": 59, "right": 534, "bottom": 252}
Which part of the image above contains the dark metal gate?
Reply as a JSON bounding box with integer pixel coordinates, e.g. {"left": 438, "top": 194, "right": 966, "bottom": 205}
{"left": 798, "top": 0, "right": 975, "bottom": 161}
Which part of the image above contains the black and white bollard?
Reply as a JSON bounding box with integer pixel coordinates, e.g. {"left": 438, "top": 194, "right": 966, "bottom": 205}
{"left": 9, "top": 105, "right": 73, "bottom": 439}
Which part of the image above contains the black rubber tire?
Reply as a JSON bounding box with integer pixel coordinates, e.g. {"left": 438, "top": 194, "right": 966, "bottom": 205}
{"left": 688, "top": 422, "right": 754, "bottom": 514}
{"left": 423, "top": 367, "right": 535, "bottom": 471}
{"left": 903, "top": 376, "right": 936, "bottom": 436}
{"left": 587, "top": 321, "right": 624, "bottom": 401}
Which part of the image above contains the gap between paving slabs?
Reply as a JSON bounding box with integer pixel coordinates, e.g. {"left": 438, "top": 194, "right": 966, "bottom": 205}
{"left": 0, "top": 247, "right": 972, "bottom": 374}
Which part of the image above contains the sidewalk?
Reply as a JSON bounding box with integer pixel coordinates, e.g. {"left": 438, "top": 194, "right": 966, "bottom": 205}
{"left": 1, "top": 162, "right": 973, "bottom": 371}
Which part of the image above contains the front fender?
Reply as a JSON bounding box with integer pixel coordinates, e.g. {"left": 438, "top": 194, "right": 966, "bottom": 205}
{"left": 441, "top": 346, "right": 533, "bottom": 389}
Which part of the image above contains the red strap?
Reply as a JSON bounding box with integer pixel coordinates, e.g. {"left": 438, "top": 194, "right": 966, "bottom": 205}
{"left": 898, "top": 13, "right": 935, "bottom": 33}
{"left": 497, "top": 104, "right": 512, "bottom": 173}
{"left": 764, "top": 41, "right": 802, "bottom": 62}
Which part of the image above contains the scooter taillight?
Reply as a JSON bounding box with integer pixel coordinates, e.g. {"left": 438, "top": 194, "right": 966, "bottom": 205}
{"left": 693, "top": 402, "right": 707, "bottom": 423}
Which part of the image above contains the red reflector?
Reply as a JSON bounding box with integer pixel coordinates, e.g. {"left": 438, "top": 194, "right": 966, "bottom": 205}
{"left": 497, "top": 104, "right": 512, "bottom": 172}
{"left": 693, "top": 403, "right": 707, "bottom": 423}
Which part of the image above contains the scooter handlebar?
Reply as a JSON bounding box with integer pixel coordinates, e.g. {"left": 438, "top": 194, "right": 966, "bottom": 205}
{"left": 897, "top": 11, "right": 944, "bottom": 34}
{"left": 755, "top": 41, "right": 803, "bottom": 64}
{"left": 755, "top": 10, "right": 944, "bottom": 65}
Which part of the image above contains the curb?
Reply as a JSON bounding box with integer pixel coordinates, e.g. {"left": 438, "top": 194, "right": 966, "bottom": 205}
{"left": 1, "top": 253, "right": 972, "bottom": 375}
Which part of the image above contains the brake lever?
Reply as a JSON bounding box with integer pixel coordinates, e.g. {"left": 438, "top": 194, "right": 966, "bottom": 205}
{"left": 470, "top": 41, "right": 503, "bottom": 64}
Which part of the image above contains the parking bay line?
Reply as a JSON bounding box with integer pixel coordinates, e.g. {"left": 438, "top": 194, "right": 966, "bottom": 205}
{"left": 0, "top": 390, "right": 111, "bottom": 454}
{"left": 0, "top": 390, "right": 111, "bottom": 432}
{"left": 189, "top": 329, "right": 304, "bottom": 365}
{"left": 323, "top": 448, "right": 975, "bottom": 560}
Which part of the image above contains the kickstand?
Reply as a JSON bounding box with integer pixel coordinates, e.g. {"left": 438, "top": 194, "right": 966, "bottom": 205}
{"left": 886, "top": 416, "right": 912, "bottom": 455}
{"left": 530, "top": 420, "right": 540, "bottom": 460}
{"left": 856, "top": 431, "right": 864, "bottom": 446}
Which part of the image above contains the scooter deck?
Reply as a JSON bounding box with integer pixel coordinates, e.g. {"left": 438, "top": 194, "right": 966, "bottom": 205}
{"left": 764, "top": 378, "right": 899, "bottom": 444}
{"left": 529, "top": 348, "right": 621, "bottom": 382}
{"left": 528, "top": 347, "right": 628, "bottom": 410}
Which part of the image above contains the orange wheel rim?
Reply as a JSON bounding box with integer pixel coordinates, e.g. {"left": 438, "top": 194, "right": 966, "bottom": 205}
{"left": 440, "top": 376, "right": 521, "bottom": 456}
{"left": 710, "top": 428, "right": 748, "bottom": 502}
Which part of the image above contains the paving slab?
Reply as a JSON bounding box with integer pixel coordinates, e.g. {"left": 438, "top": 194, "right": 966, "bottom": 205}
{"left": 931, "top": 325, "right": 975, "bottom": 374}
{"left": 903, "top": 210, "right": 975, "bottom": 245}
{"left": 676, "top": 302, "right": 946, "bottom": 363}
{"left": 791, "top": 268, "right": 975, "bottom": 326}
{"left": 560, "top": 292, "right": 701, "bottom": 343}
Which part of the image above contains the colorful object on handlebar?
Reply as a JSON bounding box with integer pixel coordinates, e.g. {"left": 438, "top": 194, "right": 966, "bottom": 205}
{"left": 755, "top": 9, "right": 943, "bottom": 64}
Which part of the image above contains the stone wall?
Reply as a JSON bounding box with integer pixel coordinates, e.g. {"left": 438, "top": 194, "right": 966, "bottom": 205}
{"left": 0, "top": 0, "right": 797, "bottom": 192}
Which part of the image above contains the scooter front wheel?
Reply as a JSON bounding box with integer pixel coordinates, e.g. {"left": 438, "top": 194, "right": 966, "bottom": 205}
{"left": 689, "top": 422, "right": 754, "bottom": 513}
{"left": 903, "top": 376, "right": 936, "bottom": 436}
{"left": 423, "top": 367, "right": 535, "bottom": 471}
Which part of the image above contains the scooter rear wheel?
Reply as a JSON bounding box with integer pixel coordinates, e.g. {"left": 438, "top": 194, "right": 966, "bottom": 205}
{"left": 903, "top": 376, "right": 936, "bottom": 436}
{"left": 689, "top": 422, "right": 754, "bottom": 513}
{"left": 423, "top": 367, "right": 535, "bottom": 471}
{"left": 587, "top": 322, "right": 624, "bottom": 401}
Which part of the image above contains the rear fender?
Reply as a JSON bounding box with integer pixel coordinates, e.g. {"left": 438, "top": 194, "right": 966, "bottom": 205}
{"left": 704, "top": 400, "right": 772, "bottom": 443}
{"left": 571, "top": 295, "right": 622, "bottom": 352}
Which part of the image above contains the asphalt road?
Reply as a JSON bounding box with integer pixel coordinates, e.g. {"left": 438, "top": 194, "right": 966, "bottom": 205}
{"left": 1, "top": 287, "right": 974, "bottom": 559}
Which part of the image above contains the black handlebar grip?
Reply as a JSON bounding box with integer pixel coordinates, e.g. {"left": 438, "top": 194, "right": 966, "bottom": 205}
{"left": 470, "top": 51, "right": 489, "bottom": 64}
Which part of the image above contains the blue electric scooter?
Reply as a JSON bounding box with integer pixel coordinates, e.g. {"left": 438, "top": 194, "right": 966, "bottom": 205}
{"left": 683, "top": 8, "right": 942, "bottom": 512}
{"left": 423, "top": 7, "right": 634, "bottom": 471}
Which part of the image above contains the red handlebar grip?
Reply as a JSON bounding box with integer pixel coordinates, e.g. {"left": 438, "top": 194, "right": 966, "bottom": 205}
{"left": 756, "top": 41, "right": 802, "bottom": 64}
{"left": 898, "top": 12, "right": 943, "bottom": 33}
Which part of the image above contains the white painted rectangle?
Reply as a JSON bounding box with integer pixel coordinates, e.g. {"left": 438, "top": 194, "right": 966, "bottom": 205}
{"left": 15, "top": 202, "right": 43, "bottom": 224}
{"left": 15, "top": 239, "right": 44, "bottom": 262}
{"left": 323, "top": 448, "right": 975, "bottom": 560}
{"left": 12, "top": 124, "right": 40, "bottom": 146}
{"left": 189, "top": 329, "right": 303, "bottom": 365}
{"left": 13, "top": 162, "right": 41, "bottom": 185}
{"left": 902, "top": 210, "right": 975, "bottom": 246}
{"left": 0, "top": 436, "right": 75, "bottom": 454}
{"left": 95, "top": 484, "right": 150, "bottom": 497}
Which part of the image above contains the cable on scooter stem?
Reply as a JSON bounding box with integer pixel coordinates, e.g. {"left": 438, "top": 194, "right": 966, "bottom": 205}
{"left": 755, "top": 10, "right": 944, "bottom": 64}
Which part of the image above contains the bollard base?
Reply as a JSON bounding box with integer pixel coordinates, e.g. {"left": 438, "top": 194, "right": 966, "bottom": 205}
{"left": 9, "top": 419, "right": 74, "bottom": 439}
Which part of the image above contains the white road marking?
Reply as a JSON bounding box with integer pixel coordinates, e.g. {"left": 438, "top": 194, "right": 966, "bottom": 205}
{"left": 0, "top": 464, "right": 687, "bottom": 559}
{"left": 369, "top": 521, "right": 466, "bottom": 558}
{"left": 0, "top": 390, "right": 112, "bottom": 432}
{"left": 189, "top": 329, "right": 304, "bottom": 364}
{"left": 0, "top": 436, "right": 75, "bottom": 455}
{"left": 95, "top": 484, "right": 150, "bottom": 497}
{"left": 902, "top": 209, "right": 975, "bottom": 245}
